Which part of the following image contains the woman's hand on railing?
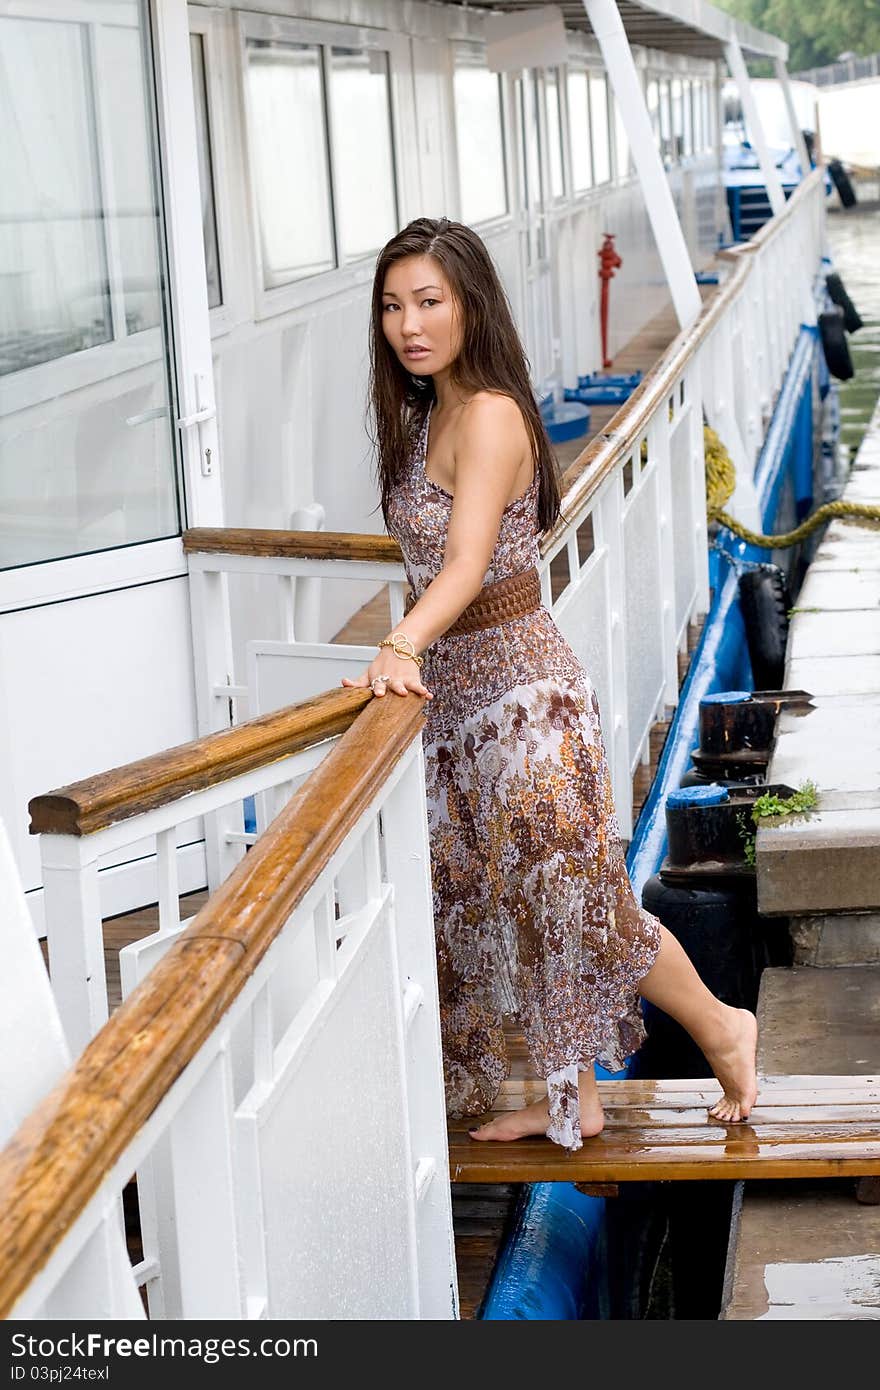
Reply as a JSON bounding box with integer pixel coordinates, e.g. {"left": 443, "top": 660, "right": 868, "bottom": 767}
{"left": 342, "top": 653, "right": 433, "bottom": 700}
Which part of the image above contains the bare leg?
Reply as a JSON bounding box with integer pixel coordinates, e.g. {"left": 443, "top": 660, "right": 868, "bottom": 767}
{"left": 468, "top": 1067, "right": 605, "bottom": 1142}
{"left": 638, "top": 925, "right": 758, "bottom": 1122}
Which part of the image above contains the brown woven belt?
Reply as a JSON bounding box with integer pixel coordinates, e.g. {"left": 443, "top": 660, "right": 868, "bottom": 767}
{"left": 405, "top": 566, "right": 542, "bottom": 637}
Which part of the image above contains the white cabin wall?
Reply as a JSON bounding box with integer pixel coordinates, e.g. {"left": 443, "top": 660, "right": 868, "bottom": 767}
{"left": 0, "top": 576, "right": 196, "bottom": 895}
{"left": 190, "top": 4, "right": 725, "bottom": 674}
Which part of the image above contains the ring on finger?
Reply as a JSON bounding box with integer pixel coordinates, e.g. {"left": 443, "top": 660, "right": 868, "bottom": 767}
{"left": 370, "top": 676, "right": 386, "bottom": 692}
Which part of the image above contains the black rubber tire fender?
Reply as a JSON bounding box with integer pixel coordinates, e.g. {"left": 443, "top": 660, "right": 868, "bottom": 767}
{"left": 825, "top": 271, "right": 863, "bottom": 333}
{"left": 738, "top": 566, "right": 791, "bottom": 692}
{"left": 819, "top": 307, "right": 855, "bottom": 381}
{"left": 828, "top": 159, "right": 857, "bottom": 208}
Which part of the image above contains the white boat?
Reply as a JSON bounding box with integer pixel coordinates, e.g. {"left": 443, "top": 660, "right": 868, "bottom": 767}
{"left": 0, "top": 0, "right": 842, "bottom": 1322}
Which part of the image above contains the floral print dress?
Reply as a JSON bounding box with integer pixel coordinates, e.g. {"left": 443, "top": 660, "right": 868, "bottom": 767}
{"left": 386, "top": 401, "right": 662, "bottom": 1150}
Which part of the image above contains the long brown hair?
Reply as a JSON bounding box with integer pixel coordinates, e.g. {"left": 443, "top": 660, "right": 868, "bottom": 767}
{"left": 368, "top": 216, "right": 561, "bottom": 534}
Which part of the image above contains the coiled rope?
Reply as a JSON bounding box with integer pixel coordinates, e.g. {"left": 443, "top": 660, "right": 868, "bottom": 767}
{"left": 703, "top": 424, "right": 880, "bottom": 546}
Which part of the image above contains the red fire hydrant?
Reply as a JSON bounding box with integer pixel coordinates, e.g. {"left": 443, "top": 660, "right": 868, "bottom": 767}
{"left": 598, "top": 232, "right": 622, "bottom": 368}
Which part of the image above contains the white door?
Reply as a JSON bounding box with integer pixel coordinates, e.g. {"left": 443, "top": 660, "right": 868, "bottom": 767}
{"left": 0, "top": 0, "right": 220, "bottom": 926}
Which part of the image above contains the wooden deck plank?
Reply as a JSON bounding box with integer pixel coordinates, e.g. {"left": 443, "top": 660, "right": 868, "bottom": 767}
{"left": 449, "top": 1076, "right": 880, "bottom": 1184}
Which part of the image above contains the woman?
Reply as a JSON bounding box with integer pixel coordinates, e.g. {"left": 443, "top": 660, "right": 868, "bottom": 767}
{"left": 343, "top": 217, "right": 757, "bottom": 1151}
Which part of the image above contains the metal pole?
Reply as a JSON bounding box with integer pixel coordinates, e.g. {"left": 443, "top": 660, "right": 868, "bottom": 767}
{"left": 725, "top": 35, "right": 786, "bottom": 216}
{"left": 582, "top": 0, "right": 701, "bottom": 329}
{"left": 773, "top": 57, "right": 812, "bottom": 177}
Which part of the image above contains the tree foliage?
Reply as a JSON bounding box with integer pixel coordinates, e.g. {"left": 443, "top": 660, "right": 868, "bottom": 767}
{"left": 715, "top": 0, "right": 880, "bottom": 72}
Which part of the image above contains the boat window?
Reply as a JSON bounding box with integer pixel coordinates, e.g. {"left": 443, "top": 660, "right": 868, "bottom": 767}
{"left": 646, "top": 78, "right": 661, "bottom": 153}
{"left": 453, "top": 48, "right": 508, "bottom": 224}
{"left": 328, "top": 47, "right": 398, "bottom": 261}
{"left": 567, "top": 69, "right": 593, "bottom": 190}
{"left": 693, "top": 79, "right": 704, "bottom": 151}
{"left": 0, "top": 2, "right": 179, "bottom": 568}
{"left": 544, "top": 70, "right": 565, "bottom": 199}
{"left": 245, "top": 40, "right": 335, "bottom": 288}
{"left": 670, "top": 78, "right": 684, "bottom": 161}
{"left": 612, "top": 90, "right": 631, "bottom": 180}
{"left": 589, "top": 73, "right": 611, "bottom": 184}
{"left": 190, "top": 32, "right": 222, "bottom": 309}
{"left": 1, "top": 16, "right": 113, "bottom": 377}
{"left": 704, "top": 81, "right": 717, "bottom": 151}
{"left": 682, "top": 80, "right": 694, "bottom": 158}
{"left": 659, "top": 79, "right": 674, "bottom": 164}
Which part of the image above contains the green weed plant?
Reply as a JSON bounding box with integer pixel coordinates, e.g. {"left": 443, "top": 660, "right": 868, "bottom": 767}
{"left": 736, "top": 779, "right": 819, "bottom": 867}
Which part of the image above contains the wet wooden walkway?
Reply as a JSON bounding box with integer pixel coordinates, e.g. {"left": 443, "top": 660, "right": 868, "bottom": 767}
{"left": 448, "top": 1073, "right": 880, "bottom": 1185}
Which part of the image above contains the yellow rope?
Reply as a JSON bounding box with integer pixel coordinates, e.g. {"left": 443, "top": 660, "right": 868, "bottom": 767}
{"left": 703, "top": 424, "right": 880, "bottom": 547}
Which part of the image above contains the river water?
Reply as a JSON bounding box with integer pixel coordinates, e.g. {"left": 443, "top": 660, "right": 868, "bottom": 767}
{"left": 825, "top": 199, "right": 880, "bottom": 461}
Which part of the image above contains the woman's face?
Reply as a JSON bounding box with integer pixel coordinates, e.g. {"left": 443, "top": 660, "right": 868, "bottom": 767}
{"left": 381, "top": 255, "right": 462, "bottom": 379}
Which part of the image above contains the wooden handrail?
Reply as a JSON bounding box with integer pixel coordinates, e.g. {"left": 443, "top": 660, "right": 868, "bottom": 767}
{"left": 0, "top": 693, "right": 426, "bottom": 1318}
{"left": 183, "top": 527, "right": 404, "bottom": 563}
{"left": 29, "top": 686, "right": 371, "bottom": 837}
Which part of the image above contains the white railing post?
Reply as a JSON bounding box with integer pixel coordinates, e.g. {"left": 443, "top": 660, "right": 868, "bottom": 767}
{"left": 597, "top": 473, "right": 633, "bottom": 839}
{"left": 41, "top": 840, "right": 106, "bottom": 1054}
{"left": 187, "top": 563, "right": 244, "bottom": 890}
{"left": 686, "top": 358, "right": 711, "bottom": 617}
{"left": 649, "top": 398, "right": 679, "bottom": 708}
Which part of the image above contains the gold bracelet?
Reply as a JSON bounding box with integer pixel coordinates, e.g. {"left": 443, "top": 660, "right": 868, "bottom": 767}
{"left": 378, "top": 633, "right": 423, "bottom": 667}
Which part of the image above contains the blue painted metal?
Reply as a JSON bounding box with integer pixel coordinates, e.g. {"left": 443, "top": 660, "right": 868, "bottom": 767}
{"left": 539, "top": 394, "right": 591, "bottom": 442}
{"left": 666, "top": 784, "right": 730, "bottom": 808}
{"left": 565, "top": 370, "right": 642, "bottom": 406}
{"left": 479, "top": 318, "right": 820, "bottom": 1321}
{"left": 700, "top": 690, "right": 751, "bottom": 704}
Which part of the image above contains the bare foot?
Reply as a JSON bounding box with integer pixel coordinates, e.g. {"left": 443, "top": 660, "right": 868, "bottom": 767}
{"left": 703, "top": 1007, "right": 758, "bottom": 1123}
{"left": 468, "top": 1070, "right": 605, "bottom": 1142}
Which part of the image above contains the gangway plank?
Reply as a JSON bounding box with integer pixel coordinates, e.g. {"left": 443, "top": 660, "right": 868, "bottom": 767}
{"left": 448, "top": 1076, "right": 880, "bottom": 1185}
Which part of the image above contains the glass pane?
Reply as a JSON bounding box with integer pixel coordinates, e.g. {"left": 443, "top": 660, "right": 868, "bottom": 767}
{"left": 453, "top": 53, "right": 507, "bottom": 223}
{"left": 693, "top": 80, "right": 704, "bottom": 152}
{"left": 659, "top": 80, "right": 673, "bottom": 164}
{"left": 544, "top": 70, "right": 564, "bottom": 199}
{"left": 246, "top": 39, "right": 334, "bottom": 288}
{"left": 613, "top": 91, "right": 630, "bottom": 179}
{"left": 102, "top": 23, "right": 163, "bottom": 333}
{"left": 0, "top": 2, "right": 180, "bottom": 570}
{"left": 647, "top": 78, "right": 661, "bottom": 152}
{"left": 190, "top": 32, "right": 222, "bottom": 308}
{"left": 704, "top": 83, "right": 716, "bottom": 150}
{"left": 567, "top": 70, "right": 592, "bottom": 190}
{"left": 328, "top": 47, "right": 397, "bottom": 261}
{"left": 518, "top": 75, "right": 545, "bottom": 262}
{"left": 682, "top": 80, "right": 693, "bottom": 157}
{"left": 0, "top": 17, "right": 112, "bottom": 373}
{"left": 589, "top": 73, "right": 610, "bottom": 184}
{"left": 671, "top": 78, "right": 683, "bottom": 161}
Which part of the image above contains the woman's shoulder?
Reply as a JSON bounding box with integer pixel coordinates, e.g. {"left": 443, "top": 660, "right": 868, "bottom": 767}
{"left": 459, "top": 391, "right": 529, "bottom": 444}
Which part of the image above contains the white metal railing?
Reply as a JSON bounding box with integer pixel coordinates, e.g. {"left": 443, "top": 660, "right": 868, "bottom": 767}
{"left": 5, "top": 700, "right": 456, "bottom": 1320}
{"left": 186, "top": 171, "right": 825, "bottom": 845}
{"left": 32, "top": 695, "right": 365, "bottom": 1054}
